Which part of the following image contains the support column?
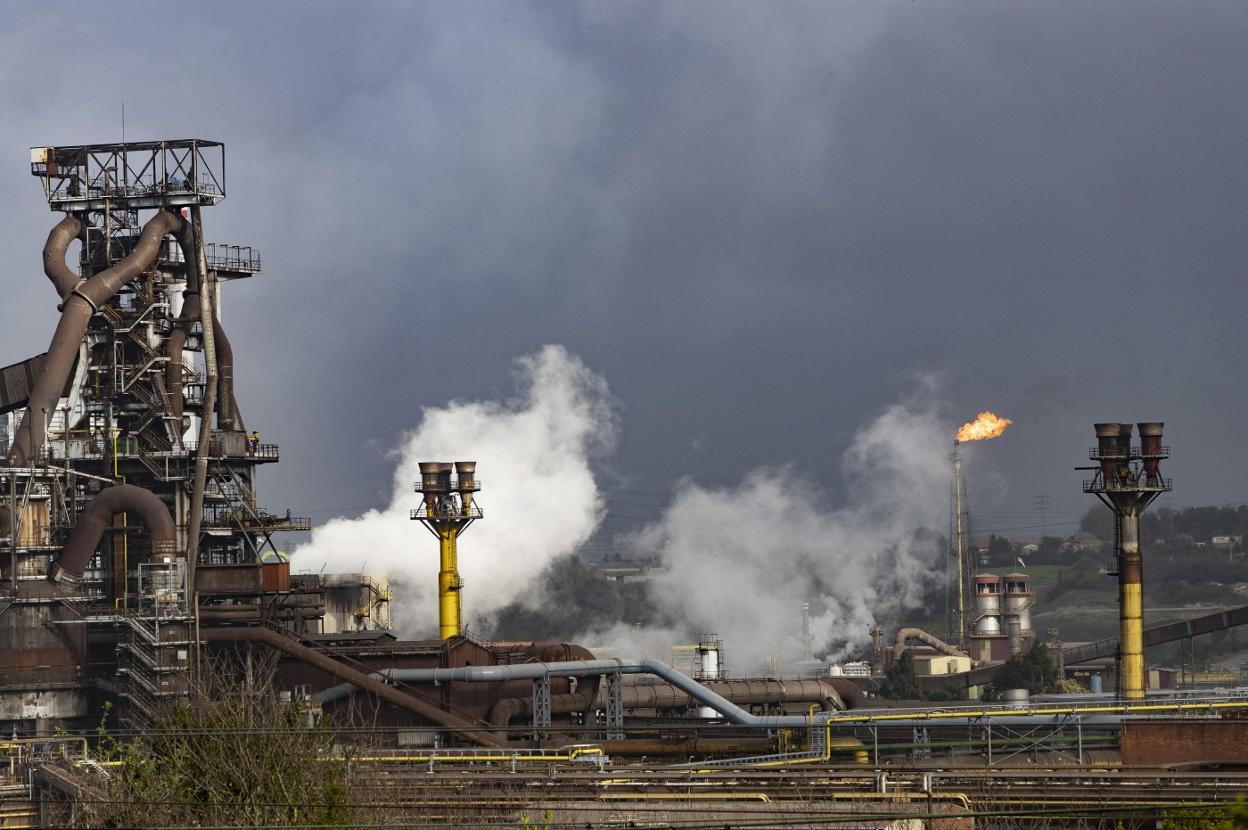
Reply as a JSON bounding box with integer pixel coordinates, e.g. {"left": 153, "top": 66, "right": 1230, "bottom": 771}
{"left": 1118, "top": 507, "right": 1145, "bottom": 700}
{"left": 532, "top": 675, "right": 551, "bottom": 738}
{"left": 437, "top": 526, "right": 462, "bottom": 639}
{"left": 604, "top": 671, "right": 624, "bottom": 740}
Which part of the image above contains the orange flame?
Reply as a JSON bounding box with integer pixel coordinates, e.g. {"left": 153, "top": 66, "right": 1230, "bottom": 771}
{"left": 956, "top": 411, "right": 1014, "bottom": 443}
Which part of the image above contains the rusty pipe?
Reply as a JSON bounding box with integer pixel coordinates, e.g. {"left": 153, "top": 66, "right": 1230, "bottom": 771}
{"left": 165, "top": 283, "right": 203, "bottom": 429}
{"left": 1138, "top": 422, "right": 1164, "bottom": 484}
{"left": 418, "top": 462, "right": 442, "bottom": 514}
{"left": 212, "top": 313, "right": 238, "bottom": 431}
{"left": 164, "top": 287, "right": 239, "bottom": 432}
{"left": 43, "top": 214, "right": 84, "bottom": 301}
{"left": 9, "top": 211, "right": 185, "bottom": 465}
{"left": 485, "top": 678, "right": 857, "bottom": 728}
{"left": 455, "top": 461, "right": 476, "bottom": 515}
{"left": 165, "top": 326, "right": 188, "bottom": 426}
{"left": 170, "top": 220, "right": 237, "bottom": 431}
{"left": 893, "top": 627, "right": 967, "bottom": 658}
{"left": 1094, "top": 422, "right": 1120, "bottom": 482}
{"left": 49, "top": 484, "right": 176, "bottom": 585}
{"left": 202, "top": 626, "right": 506, "bottom": 747}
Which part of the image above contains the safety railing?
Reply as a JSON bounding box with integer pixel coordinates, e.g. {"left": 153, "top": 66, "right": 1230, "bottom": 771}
{"left": 410, "top": 505, "right": 483, "bottom": 521}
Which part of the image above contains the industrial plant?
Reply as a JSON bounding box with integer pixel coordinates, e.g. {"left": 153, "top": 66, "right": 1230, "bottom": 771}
{"left": 3, "top": 140, "right": 1248, "bottom": 827}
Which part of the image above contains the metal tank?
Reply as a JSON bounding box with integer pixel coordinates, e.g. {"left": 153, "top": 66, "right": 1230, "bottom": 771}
{"left": 1002, "top": 573, "right": 1034, "bottom": 633}
{"left": 972, "top": 574, "right": 1002, "bottom": 635}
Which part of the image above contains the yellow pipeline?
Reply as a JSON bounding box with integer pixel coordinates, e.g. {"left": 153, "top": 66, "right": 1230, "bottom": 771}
{"left": 437, "top": 525, "right": 462, "bottom": 639}
{"left": 599, "top": 793, "right": 771, "bottom": 803}
{"left": 817, "top": 698, "right": 1248, "bottom": 724}
{"left": 352, "top": 746, "right": 605, "bottom": 765}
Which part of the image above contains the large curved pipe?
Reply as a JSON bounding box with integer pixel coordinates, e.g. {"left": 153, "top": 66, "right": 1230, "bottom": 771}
{"left": 485, "top": 678, "right": 854, "bottom": 728}
{"left": 312, "top": 658, "right": 823, "bottom": 728}
{"left": 10, "top": 211, "right": 185, "bottom": 465}
{"left": 893, "top": 627, "right": 967, "bottom": 658}
{"left": 164, "top": 287, "right": 240, "bottom": 433}
{"left": 165, "top": 284, "right": 201, "bottom": 429}
{"left": 49, "top": 484, "right": 176, "bottom": 585}
{"left": 165, "top": 326, "right": 188, "bottom": 426}
{"left": 43, "top": 215, "right": 84, "bottom": 300}
{"left": 212, "top": 314, "right": 238, "bottom": 431}
{"left": 202, "top": 626, "right": 506, "bottom": 748}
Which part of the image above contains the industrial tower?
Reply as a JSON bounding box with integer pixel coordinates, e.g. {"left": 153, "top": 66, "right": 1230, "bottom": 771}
{"left": 413, "top": 461, "right": 482, "bottom": 638}
{"left": 1083, "top": 422, "right": 1170, "bottom": 700}
{"left": 1, "top": 141, "right": 308, "bottom": 728}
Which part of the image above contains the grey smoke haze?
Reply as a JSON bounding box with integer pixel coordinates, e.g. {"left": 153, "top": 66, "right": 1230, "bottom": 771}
{"left": 292, "top": 345, "right": 617, "bottom": 636}
{"left": 295, "top": 343, "right": 955, "bottom": 665}
{"left": 2, "top": 2, "right": 1248, "bottom": 549}
{"left": 587, "top": 384, "right": 957, "bottom": 668}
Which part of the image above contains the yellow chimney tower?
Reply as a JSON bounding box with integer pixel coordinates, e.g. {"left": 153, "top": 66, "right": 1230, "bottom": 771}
{"left": 412, "top": 461, "right": 481, "bottom": 639}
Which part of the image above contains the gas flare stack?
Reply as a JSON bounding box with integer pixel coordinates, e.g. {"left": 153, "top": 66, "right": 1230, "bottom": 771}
{"left": 950, "top": 411, "right": 1014, "bottom": 646}
{"left": 412, "top": 462, "right": 482, "bottom": 639}
{"left": 1082, "top": 423, "right": 1170, "bottom": 700}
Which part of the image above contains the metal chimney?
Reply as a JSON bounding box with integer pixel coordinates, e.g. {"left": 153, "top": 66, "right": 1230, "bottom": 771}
{"left": 455, "top": 461, "right": 477, "bottom": 516}
{"left": 414, "top": 462, "right": 483, "bottom": 639}
{"left": 1083, "top": 422, "right": 1170, "bottom": 700}
{"left": 1094, "top": 423, "right": 1120, "bottom": 483}
{"left": 1138, "top": 423, "right": 1165, "bottom": 485}
{"left": 418, "top": 462, "right": 443, "bottom": 514}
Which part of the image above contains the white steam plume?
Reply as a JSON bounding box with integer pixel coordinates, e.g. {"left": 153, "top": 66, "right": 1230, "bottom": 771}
{"left": 290, "top": 345, "right": 617, "bottom": 638}
{"left": 586, "top": 389, "right": 953, "bottom": 671}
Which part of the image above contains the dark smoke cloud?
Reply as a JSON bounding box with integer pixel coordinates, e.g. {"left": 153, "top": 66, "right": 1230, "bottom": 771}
{"left": 2, "top": 1, "right": 1247, "bottom": 549}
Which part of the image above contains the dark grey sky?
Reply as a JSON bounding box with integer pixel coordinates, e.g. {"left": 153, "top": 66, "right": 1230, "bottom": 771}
{"left": 2, "top": 1, "right": 1246, "bottom": 540}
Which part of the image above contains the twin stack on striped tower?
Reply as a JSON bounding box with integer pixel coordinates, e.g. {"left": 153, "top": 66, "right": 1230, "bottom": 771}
{"left": 1083, "top": 422, "right": 1170, "bottom": 700}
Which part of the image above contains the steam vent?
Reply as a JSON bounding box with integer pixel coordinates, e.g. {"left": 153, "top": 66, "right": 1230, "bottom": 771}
{"left": 412, "top": 461, "right": 482, "bottom": 638}
{"left": 1083, "top": 422, "right": 1171, "bottom": 700}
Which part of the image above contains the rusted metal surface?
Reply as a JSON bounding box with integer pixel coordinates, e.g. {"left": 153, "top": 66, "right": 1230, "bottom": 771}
{"left": 260, "top": 562, "right": 290, "bottom": 592}
{"left": 0, "top": 353, "right": 76, "bottom": 415}
{"left": 51, "top": 485, "right": 176, "bottom": 584}
{"left": 195, "top": 563, "right": 262, "bottom": 594}
{"left": 9, "top": 211, "right": 185, "bottom": 465}
{"left": 204, "top": 626, "right": 506, "bottom": 747}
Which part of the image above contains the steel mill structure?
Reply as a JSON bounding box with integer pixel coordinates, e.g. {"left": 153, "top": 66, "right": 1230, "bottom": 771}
{"left": 9, "top": 142, "right": 1248, "bottom": 828}
{"left": 0, "top": 139, "right": 877, "bottom": 751}
{"left": 1083, "top": 422, "right": 1171, "bottom": 700}
{"left": 968, "top": 572, "right": 1035, "bottom": 663}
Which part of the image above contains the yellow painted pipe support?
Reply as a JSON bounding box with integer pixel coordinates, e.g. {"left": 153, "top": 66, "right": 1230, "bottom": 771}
{"left": 438, "top": 525, "right": 462, "bottom": 639}
{"left": 1119, "top": 514, "right": 1145, "bottom": 700}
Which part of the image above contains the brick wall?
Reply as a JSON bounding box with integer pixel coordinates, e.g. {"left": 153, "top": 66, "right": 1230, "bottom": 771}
{"left": 1121, "top": 718, "right": 1248, "bottom": 766}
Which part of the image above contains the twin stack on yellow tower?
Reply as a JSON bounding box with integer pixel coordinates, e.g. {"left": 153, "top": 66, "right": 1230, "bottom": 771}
{"left": 412, "top": 462, "right": 482, "bottom": 639}
{"left": 1083, "top": 423, "right": 1170, "bottom": 700}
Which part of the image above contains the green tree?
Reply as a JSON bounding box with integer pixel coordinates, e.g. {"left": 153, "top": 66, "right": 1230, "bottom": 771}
{"left": 880, "top": 650, "right": 923, "bottom": 700}
{"left": 76, "top": 668, "right": 354, "bottom": 828}
{"left": 987, "top": 534, "right": 1013, "bottom": 565}
{"left": 990, "top": 643, "right": 1058, "bottom": 695}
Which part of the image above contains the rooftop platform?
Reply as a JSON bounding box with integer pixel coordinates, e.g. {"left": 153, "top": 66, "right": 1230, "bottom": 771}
{"left": 31, "top": 139, "right": 225, "bottom": 211}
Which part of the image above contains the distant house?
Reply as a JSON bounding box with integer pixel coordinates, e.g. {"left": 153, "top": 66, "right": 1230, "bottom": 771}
{"left": 1212, "top": 535, "right": 1234, "bottom": 548}
{"left": 1021, "top": 543, "right": 1039, "bottom": 556}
